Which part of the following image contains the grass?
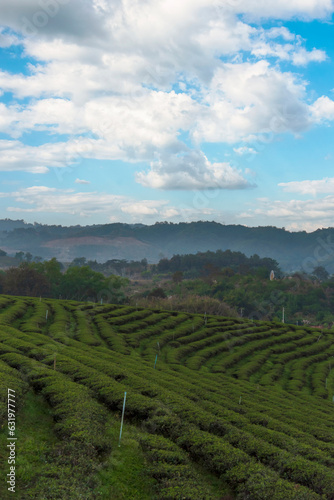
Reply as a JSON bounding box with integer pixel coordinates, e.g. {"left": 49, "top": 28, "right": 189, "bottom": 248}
{"left": 96, "top": 416, "right": 157, "bottom": 499}
{"left": 0, "top": 390, "right": 59, "bottom": 500}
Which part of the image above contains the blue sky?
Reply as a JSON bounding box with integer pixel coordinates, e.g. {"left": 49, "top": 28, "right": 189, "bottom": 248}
{"left": 0, "top": 1, "right": 334, "bottom": 231}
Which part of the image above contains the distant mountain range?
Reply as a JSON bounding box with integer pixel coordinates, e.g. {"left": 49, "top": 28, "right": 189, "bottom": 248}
{"left": 0, "top": 219, "right": 333, "bottom": 273}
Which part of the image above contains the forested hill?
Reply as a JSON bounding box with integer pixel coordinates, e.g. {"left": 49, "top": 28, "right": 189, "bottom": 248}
{"left": 0, "top": 219, "right": 333, "bottom": 272}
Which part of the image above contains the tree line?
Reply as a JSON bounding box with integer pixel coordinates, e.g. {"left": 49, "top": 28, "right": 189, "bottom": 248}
{"left": 155, "top": 249, "right": 281, "bottom": 278}
{"left": 0, "top": 258, "right": 128, "bottom": 303}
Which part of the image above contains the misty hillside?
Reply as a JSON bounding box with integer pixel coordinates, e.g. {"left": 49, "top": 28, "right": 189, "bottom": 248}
{"left": 0, "top": 220, "right": 333, "bottom": 273}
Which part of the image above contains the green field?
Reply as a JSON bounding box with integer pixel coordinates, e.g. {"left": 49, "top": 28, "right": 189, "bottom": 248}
{"left": 0, "top": 295, "right": 334, "bottom": 499}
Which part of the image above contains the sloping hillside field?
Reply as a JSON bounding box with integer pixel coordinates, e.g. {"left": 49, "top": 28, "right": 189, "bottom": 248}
{"left": 1, "top": 295, "right": 334, "bottom": 499}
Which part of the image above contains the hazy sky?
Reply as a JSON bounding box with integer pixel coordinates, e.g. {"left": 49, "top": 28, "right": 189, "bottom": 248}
{"left": 0, "top": 0, "right": 334, "bottom": 230}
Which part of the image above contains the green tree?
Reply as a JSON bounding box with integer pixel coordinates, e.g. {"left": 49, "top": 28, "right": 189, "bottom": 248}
{"left": 148, "top": 287, "right": 167, "bottom": 299}
{"left": 31, "top": 257, "right": 63, "bottom": 297}
{"left": 99, "top": 275, "right": 129, "bottom": 304}
{"left": 59, "top": 266, "right": 128, "bottom": 302}
{"left": 60, "top": 266, "right": 104, "bottom": 300}
{"left": 44, "top": 258, "right": 63, "bottom": 296}
{"left": 312, "top": 266, "right": 329, "bottom": 282}
{"left": 3, "top": 263, "right": 50, "bottom": 297}
{"left": 25, "top": 252, "right": 33, "bottom": 263}
{"left": 140, "top": 258, "right": 148, "bottom": 270}
{"left": 15, "top": 251, "right": 24, "bottom": 262}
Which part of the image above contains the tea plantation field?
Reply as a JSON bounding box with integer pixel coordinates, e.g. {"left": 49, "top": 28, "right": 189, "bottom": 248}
{"left": 1, "top": 294, "right": 334, "bottom": 499}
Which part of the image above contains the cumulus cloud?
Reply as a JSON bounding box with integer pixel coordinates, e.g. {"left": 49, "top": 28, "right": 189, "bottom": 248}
{"left": 0, "top": 99, "right": 84, "bottom": 137}
{"left": 0, "top": 0, "right": 333, "bottom": 195}
{"left": 84, "top": 92, "right": 198, "bottom": 152}
{"left": 0, "top": 140, "right": 59, "bottom": 173}
{"left": 310, "top": 96, "right": 334, "bottom": 123}
{"left": 251, "top": 41, "right": 326, "bottom": 66}
{"left": 0, "top": 91, "right": 198, "bottom": 162}
{"left": 136, "top": 150, "right": 254, "bottom": 190}
{"left": 193, "top": 61, "right": 312, "bottom": 143}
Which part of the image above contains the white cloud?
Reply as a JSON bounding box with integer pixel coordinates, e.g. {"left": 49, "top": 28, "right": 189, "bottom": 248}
{"left": 0, "top": 137, "right": 151, "bottom": 174}
{"left": 234, "top": 146, "right": 258, "bottom": 155}
{"left": 0, "top": 28, "right": 19, "bottom": 48}
{"left": 136, "top": 150, "right": 254, "bottom": 190}
{"left": 310, "top": 96, "right": 334, "bottom": 123}
{"left": 239, "top": 195, "right": 334, "bottom": 231}
{"left": 291, "top": 47, "right": 326, "bottom": 65}
{"left": 0, "top": 138, "right": 113, "bottom": 173}
{"left": 0, "top": 92, "right": 198, "bottom": 161}
{"left": 121, "top": 201, "right": 169, "bottom": 216}
{"left": 279, "top": 177, "right": 334, "bottom": 195}
{"left": 75, "top": 178, "right": 90, "bottom": 185}
{"left": 251, "top": 40, "right": 326, "bottom": 66}
{"left": 0, "top": 0, "right": 333, "bottom": 196}
{"left": 193, "top": 61, "right": 311, "bottom": 144}
{"left": 84, "top": 92, "right": 198, "bottom": 152}
{"left": 0, "top": 140, "right": 56, "bottom": 173}
{"left": 0, "top": 183, "right": 237, "bottom": 224}
{"left": 1, "top": 185, "right": 178, "bottom": 221}
{"left": 266, "top": 27, "right": 296, "bottom": 41}
{"left": 0, "top": 2, "right": 329, "bottom": 104}
{"left": 230, "top": 0, "right": 334, "bottom": 20}
{"left": 0, "top": 99, "right": 84, "bottom": 137}
{"left": 161, "top": 208, "right": 179, "bottom": 218}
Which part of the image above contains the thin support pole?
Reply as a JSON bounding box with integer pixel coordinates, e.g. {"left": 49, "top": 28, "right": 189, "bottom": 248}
{"left": 118, "top": 392, "right": 127, "bottom": 447}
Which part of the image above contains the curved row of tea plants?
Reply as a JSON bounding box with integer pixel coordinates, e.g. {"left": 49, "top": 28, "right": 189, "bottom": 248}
{"left": 0, "top": 295, "right": 334, "bottom": 499}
